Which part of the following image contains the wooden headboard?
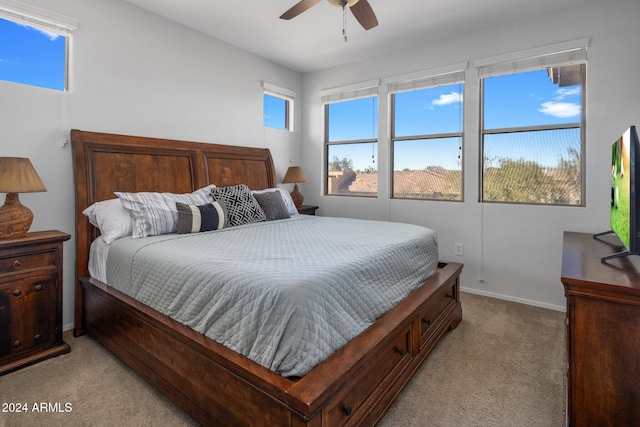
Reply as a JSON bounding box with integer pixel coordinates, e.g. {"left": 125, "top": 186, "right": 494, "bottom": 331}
{"left": 71, "top": 130, "right": 276, "bottom": 331}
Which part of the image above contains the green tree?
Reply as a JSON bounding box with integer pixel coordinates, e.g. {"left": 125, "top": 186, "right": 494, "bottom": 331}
{"left": 483, "top": 157, "right": 553, "bottom": 203}
{"left": 329, "top": 156, "right": 354, "bottom": 172}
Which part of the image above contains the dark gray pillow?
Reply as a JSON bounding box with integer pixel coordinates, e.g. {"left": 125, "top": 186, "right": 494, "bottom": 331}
{"left": 253, "top": 191, "right": 290, "bottom": 221}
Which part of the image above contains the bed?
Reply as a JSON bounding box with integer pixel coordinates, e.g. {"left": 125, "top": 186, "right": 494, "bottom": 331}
{"left": 71, "top": 129, "right": 463, "bottom": 427}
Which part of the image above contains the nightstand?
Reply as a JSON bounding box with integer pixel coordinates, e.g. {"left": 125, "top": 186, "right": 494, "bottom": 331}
{"left": 0, "top": 230, "right": 71, "bottom": 375}
{"left": 297, "top": 205, "right": 319, "bottom": 215}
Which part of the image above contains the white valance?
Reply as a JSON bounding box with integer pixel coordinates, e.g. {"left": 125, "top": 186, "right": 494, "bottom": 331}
{"left": 262, "top": 81, "right": 295, "bottom": 100}
{"left": 0, "top": 0, "right": 78, "bottom": 35}
{"left": 474, "top": 38, "right": 589, "bottom": 78}
{"left": 320, "top": 79, "right": 379, "bottom": 104}
{"left": 386, "top": 62, "right": 467, "bottom": 93}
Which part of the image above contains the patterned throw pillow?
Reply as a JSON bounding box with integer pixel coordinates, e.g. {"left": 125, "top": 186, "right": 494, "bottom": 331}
{"left": 209, "top": 184, "right": 266, "bottom": 227}
{"left": 253, "top": 191, "right": 290, "bottom": 221}
{"left": 176, "top": 200, "right": 228, "bottom": 233}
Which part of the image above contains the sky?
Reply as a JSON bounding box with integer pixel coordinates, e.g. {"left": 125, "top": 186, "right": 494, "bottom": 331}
{"left": 0, "top": 17, "right": 66, "bottom": 91}
{"left": 264, "top": 94, "right": 287, "bottom": 129}
{"left": 327, "top": 68, "right": 582, "bottom": 171}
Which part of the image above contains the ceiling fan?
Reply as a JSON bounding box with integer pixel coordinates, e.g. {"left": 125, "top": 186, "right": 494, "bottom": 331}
{"left": 280, "top": 0, "right": 379, "bottom": 32}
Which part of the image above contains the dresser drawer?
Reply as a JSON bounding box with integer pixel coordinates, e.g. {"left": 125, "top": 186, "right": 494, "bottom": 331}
{"left": 418, "top": 281, "right": 457, "bottom": 344}
{"left": 323, "top": 324, "right": 412, "bottom": 427}
{"left": 0, "top": 250, "right": 56, "bottom": 277}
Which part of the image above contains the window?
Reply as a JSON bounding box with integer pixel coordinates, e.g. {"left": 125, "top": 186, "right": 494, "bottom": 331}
{"left": 322, "top": 81, "right": 379, "bottom": 197}
{"left": 390, "top": 68, "right": 465, "bottom": 201}
{"left": 0, "top": 3, "right": 77, "bottom": 91}
{"left": 263, "top": 82, "right": 294, "bottom": 131}
{"left": 477, "top": 41, "right": 587, "bottom": 205}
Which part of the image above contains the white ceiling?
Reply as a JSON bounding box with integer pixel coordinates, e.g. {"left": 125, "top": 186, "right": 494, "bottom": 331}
{"left": 124, "top": 0, "right": 593, "bottom": 73}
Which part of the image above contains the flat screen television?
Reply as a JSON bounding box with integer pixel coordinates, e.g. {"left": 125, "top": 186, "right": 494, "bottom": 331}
{"left": 595, "top": 125, "right": 640, "bottom": 261}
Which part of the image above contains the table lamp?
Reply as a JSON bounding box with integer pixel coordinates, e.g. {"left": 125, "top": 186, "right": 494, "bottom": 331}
{"left": 283, "top": 166, "right": 308, "bottom": 208}
{"left": 0, "top": 157, "right": 47, "bottom": 239}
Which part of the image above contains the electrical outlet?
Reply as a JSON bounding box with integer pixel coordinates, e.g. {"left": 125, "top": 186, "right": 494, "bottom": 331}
{"left": 454, "top": 242, "right": 463, "bottom": 256}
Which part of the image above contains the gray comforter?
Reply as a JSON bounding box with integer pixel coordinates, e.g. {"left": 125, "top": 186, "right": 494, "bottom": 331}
{"left": 105, "top": 215, "right": 438, "bottom": 377}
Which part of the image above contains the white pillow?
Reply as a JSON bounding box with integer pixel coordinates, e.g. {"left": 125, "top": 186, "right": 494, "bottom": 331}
{"left": 116, "top": 185, "right": 216, "bottom": 238}
{"left": 82, "top": 198, "right": 133, "bottom": 244}
{"left": 252, "top": 188, "right": 298, "bottom": 216}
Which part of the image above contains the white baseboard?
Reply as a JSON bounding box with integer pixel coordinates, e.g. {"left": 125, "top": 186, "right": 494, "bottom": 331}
{"left": 460, "top": 287, "right": 565, "bottom": 312}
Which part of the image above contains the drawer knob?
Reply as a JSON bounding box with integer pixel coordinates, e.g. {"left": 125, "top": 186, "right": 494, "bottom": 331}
{"left": 34, "top": 334, "right": 41, "bottom": 341}
{"left": 13, "top": 289, "right": 22, "bottom": 297}
{"left": 422, "top": 318, "right": 431, "bottom": 326}
{"left": 446, "top": 293, "right": 454, "bottom": 300}
{"left": 11, "top": 260, "right": 22, "bottom": 270}
{"left": 13, "top": 340, "right": 21, "bottom": 348}
{"left": 394, "top": 346, "right": 407, "bottom": 356}
{"left": 343, "top": 406, "right": 353, "bottom": 416}
{"left": 34, "top": 283, "right": 44, "bottom": 291}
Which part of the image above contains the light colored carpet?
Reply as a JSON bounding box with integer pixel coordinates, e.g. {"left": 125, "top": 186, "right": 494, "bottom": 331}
{"left": 0, "top": 292, "right": 565, "bottom": 426}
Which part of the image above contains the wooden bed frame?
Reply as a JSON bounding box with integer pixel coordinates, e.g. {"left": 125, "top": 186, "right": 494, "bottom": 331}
{"left": 71, "top": 129, "right": 463, "bottom": 427}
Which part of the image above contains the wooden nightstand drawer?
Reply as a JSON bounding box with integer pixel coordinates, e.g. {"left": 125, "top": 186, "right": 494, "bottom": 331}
{"left": 0, "top": 250, "right": 56, "bottom": 277}
{"left": 0, "top": 230, "right": 70, "bottom": 375}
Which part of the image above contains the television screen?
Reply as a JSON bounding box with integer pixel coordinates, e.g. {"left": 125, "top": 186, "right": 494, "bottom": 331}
{"left": 610, "top": 128, "right": 632, "bottom": 249}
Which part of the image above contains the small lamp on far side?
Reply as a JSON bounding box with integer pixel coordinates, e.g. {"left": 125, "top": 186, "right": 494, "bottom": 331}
{"left": 0, "top": 157, "right": 47, "bottom": 239}
{"left": 283, "top": 166, "right": 308, "bottom": 208}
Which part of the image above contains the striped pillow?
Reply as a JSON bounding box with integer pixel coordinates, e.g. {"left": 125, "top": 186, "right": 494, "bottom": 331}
{"left": 116, "top": 185, "right": 215, "bottom": 238}
{"left": 176, "top": 200, "right": 228, "bottom": 233}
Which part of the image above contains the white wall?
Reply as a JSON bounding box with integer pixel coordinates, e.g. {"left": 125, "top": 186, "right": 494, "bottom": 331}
{"left": 301, "top": 0, "right": 640, "bottom": 311}
{"left": 0, "top": 0, "right": 303, "bottom": 329}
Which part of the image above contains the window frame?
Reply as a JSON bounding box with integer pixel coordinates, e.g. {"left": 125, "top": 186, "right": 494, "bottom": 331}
{"left": 322, "top": 88, "right": 379, "bottom": 198}
{"left": 476, "top": 43, "right": 588, "bottom": 207}
{"left": 262, "top": 82, "right": 295, "bottom": 132}
{"left": 389, "top": 78, "right": 465, "bottom": 202}
{"left": 0, "top": 1, "right": 78, "bottom": 91}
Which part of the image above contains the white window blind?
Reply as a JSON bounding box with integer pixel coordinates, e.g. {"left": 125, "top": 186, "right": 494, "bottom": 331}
{"left": 320, "top": 79, "right": 380, "bottom": 104}
{"left": 0, "top": 0, "right": 78, "bottom": 35}
{"left": 474, "top": 38, "right": 589, "bottom": 78}
{"left": 386, "top": 62, "right": 467, "bottom": 94}
{"left": 262, "top": 81, "right": 295, "bottom": 101}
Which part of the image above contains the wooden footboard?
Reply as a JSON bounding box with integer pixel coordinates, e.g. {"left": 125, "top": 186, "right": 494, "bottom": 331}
{"left": 79, "top": 262, "right": 462, "bottom": 426}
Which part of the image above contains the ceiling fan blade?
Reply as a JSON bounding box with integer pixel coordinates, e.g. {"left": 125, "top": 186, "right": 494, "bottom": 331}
{"left": 350, "top": 0, "right": 378, "bottom": 30}
{"left": 280, "top": 0, "right": 323, "bottom": 20}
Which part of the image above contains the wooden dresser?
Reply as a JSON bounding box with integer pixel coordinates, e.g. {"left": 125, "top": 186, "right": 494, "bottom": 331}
{"left": 561, "top": 231, "right": 640, "bottom": 427}
{"left": 0, "top": 230, "right": 71, "bottom": 375}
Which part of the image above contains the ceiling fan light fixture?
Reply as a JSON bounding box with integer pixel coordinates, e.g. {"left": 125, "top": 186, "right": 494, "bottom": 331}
{"left": 327, "top": 0, "right": 360, "bottom": 8}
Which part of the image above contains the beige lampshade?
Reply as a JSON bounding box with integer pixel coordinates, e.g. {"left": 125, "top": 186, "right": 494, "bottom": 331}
{"left": 282, "top": 166, "right": 308, "bottom": 184}
{"left": 0, "top": 157, "right": 47, "bottom": 193}
{"left": 283, "top": 166, "right": 307, "bottom": 208}
{"left": 0, "top": 157, "right": 47, "bottom": 239}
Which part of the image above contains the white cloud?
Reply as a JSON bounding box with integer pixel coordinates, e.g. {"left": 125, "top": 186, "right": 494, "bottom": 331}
{"left": 539, "top": 101, "right": 581, "bottom": 118}
{"left": 555, "top": 87, "right": 580, "bottom": 99}
{"left": 17, "top": 23, "right": 60, "bottom": 41}
{"left": 39, "top": 30, "right": 60, "bottom": 41}
{"left": 432, "top": 92, "right": 463, "bottom": 107}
